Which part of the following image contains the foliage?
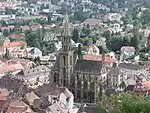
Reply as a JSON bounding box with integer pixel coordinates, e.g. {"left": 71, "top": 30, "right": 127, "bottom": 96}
{"left": 0, "top": 20, "right": 7, "bottom": 27}
{"left": 99, "top": 93, "right": 150, "bottom": 113}
{"left": 4, "top": 48, "right": 10, "bottom": 59}
{"left": 77, "top": 44, "right": 83, "bottom": 59}
{"left": 139, "top": 52, "right": 148, "bottom": 61}
{"left": 3, "top": 30, "right": 9, "bottom": 37}
{"left": 82, "top": 26, "right": 90, "bottom": 36}
{"left": 72, "top": 28, "right": 79, "bottom": 43}
{"left": 74, "top": 11, "right": 90, "bottom": 22}
{"left": 106, "top": 35, "right": 123, "bottom": 52}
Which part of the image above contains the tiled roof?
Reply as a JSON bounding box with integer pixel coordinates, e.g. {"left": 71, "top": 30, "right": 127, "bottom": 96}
{"left": 9, "top": 34, "right": 25, "bottom": 40}
{"left": 34, "top": 84, "right": 66, "bottom": 97}
{"left": 143, "top": 81, "right": 150, "bottom": 89}
{"left": 121, "top": 46, "right": 135, "bottom": 52}
{"left": 0, "top": 63, "right": 24, "bottom": 73}
{"left": 4, "top": 41, "right": 23, "bottom": 48}
{"left": 7, "top": 100, "right": 28, "bottom": 113}
{"left": 118, "top": 63, "right": 141, "bottom": 70}
{"left": 21, "top": 25, "right": 30, "bottom": 31}
{"left": 83, "top": 54, "right": 117, "bottom": 63}
{"left": 74, "top": 59, "right": 102, "bottom": 73}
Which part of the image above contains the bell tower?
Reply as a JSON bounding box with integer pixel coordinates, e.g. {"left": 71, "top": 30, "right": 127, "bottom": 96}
{"left": 59, "top": 7, "right": 73, "bottom": 88}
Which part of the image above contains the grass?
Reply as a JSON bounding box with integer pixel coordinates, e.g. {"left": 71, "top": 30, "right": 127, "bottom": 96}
{"left": 21, "top": 16, "right": 41, "bottom": 20}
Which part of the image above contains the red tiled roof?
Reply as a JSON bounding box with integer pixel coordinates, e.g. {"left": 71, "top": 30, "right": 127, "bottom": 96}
{"left": 30, "top": 24, "right": 42, "bottom": 31}
{"left": 143, "top": 81, "right": 150, "bottom": 89}
{"left": 7, "top": 100, "right": 28, "bottom": 113}
{"left": 83, "top": 54, "right": 117, "bottom": 63}
{"left": 9, "top": 34, "right": 25, "bottom": 40}
{"left": 21, "top": 25, "right": 30, "bottom": 31}
{"left": 4, "top": 41, "right": 23, "bottom": 48}
{"left": 0, "top": 63, "right": 24, "bottom": 73}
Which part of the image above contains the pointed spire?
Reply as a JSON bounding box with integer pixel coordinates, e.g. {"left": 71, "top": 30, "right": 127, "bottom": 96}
{"left": 62, "top": 3, "right": 71, "bottom": 37}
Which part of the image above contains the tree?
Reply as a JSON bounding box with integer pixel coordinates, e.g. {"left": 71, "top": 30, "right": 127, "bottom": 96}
{"left": 106, "top": 35, "right": 123, "bottom": 52}
{"left": 74, "top": 11, "right": 90, "bottom": 22}
{"left": 130, "top": 36, "right": 139, "bottom": 50}
{"left": 99, "top": 92, "right": 150, "bottom": 113}
{"left": 72, "top": 28, "right": 79, "bottom": 43}
{"left": 77, "top": 44, "right": 83, "bottom": 59}
{"left": 139, "top": 52, "right": 148, "bottom": 61}
{"left": 82, "top": 27, "right": 90, "bottom": 36}
{"left": 0, "top": 20, "right": 7, "bottom": 27}
{"left": 4, "top": 48, "right": 10, "bottom": 59}
{"left": 122, "top": 37, "right": 130, "bottom": 46}
{"left": 3, "top": 29, "right": 9, "bottom": 36}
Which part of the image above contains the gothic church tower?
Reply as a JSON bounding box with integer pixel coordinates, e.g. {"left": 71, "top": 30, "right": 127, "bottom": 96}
{"left": 59, "top": 9, "right": 74, "bottom": 88}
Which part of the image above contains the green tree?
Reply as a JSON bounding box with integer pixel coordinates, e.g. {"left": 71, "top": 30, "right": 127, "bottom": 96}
{"left": 106, "top": 35, "right": 123, "bottom": 52}
{"left": 99, "top": 93, "right": 150, "bottom": 113}
{"left": 4, "top": 48, "right": 10, "bottom": 59}
{"left": 0, "top": 20, "right": 7, "bottom": 27}
{"left": 130, "top": 36, "right": 139, "bottom": 50}
{"left": 3, "top": 29, "right": 9, "bottom": 36}
{"left": 77, "top": 44, "right": 83, "bottom": 59}
{"left": 139, "top": 52, "right": 148, "bottom": 61}
{"left": 82, "top": 26, "right": 90, "bottom": 36}
{"left": 74, "top": 11, "right": 90, "bottom": 22}
{"left": 72, "top": 28, "right": 79, "bottom": 43}
{"left": 122, "top": 37, "right": 130, "bottom": 46}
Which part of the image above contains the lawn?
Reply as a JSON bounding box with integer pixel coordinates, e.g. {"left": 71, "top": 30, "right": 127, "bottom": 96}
{"left": 21, "top": 16, "right": 41, "bottom": 20}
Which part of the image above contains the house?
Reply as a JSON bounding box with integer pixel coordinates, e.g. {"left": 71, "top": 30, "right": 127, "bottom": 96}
{"left": 24, "top": 92, "right": 40, "bottom": 107}
{"left": 108, "top": 23, "right": 122, "bottom": 33}
{"left": 3, "top": 41, "right": 27, "bottom": 58}
{"left": 134, "top": 81, "right": 150, "bottom": 92}
{"left": 104, "top": 13, "right": 122, "bottom": 22}
{"left": 0, "top": 88, "right": 9, "bottom": 111}
{"left": 116, "top": 77, "right": 137, "bottom": 92}
{"left": 107, "top": 67, "right": 127, "bottom": 88}
{"left": 0, "top": 63, "right": 24, "bottom": 76}
{"left": 0, "top": 46, "right": 4, "bottom": 57}
{"left": 14, "top": 65, "right": 50, "bottom": 85}
{"left": 21, "top": 25, "right": 30, "bottom": 31}
{"left": 30, "top": 24, "right": 42, "bottom": 31}
{"left": 86, "top": 44, "right": 99, "bottom": 56}
{"left": 26, "top": 47, "right": 42, "bottom": 59}
{"left": 9, "top": 34, "right": 25, "bottom": 40}
{"left": 83, "top": 19, "right": 101, "bottom": 28}
{"left": 120, "top": 46, "right": 135, "bottom": 61}
{"left": 34, "top": 84, "right": 75, "bottom": 112}
{"left": 83, "top": 54, "right": 117, "bottom": 67}
{"left": 40, "top": 54, "right": 56, "bottom": 66}
{"left": 0, "top": 58, "right": 35, "bottom": 68}
{"left": 6, "top": 100, "right": 33, "bottom": 113}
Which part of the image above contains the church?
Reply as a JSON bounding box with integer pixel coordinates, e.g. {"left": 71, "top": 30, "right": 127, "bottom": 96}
{"left": 51, "top": 11, "right": 106, "bottom": 103}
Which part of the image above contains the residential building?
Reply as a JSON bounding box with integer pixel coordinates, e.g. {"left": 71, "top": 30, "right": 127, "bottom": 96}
{"left": 83, "top": 19, "right": 101, "bottom": 28}
{"left": 120, "top": 46, "right": 135, "bottom": 61}
{"left": 104, "top": 13, "right": 122, "bottom": 22}
{"left": 3, "top": 41, "right": 27, "bottom": 58}
{"left": 108, "top": 23, "right": 122, "bottom": 33}
{"left": 14, "top": 65, "right": 50, "bottom": 85}
{"left": 86, "top": 44, "right": 100, "bottom": 56}
{"left": 26, "top": 47, "right": 42, "bottom": 59}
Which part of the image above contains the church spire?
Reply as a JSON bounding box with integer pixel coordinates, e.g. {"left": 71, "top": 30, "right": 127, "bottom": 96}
{"left": 62, "top": 3, "right": 71, "bottom": 37}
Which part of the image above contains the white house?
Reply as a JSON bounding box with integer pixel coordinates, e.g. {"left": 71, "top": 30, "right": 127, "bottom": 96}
{"left": 120, "top": 46, "right": 135, "bottom": 62}
{"left": 86, "top": 44, "right": 99, "bottom": 56}
{"left": 26, "top": 47, "right": 42, "bottom": 59}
